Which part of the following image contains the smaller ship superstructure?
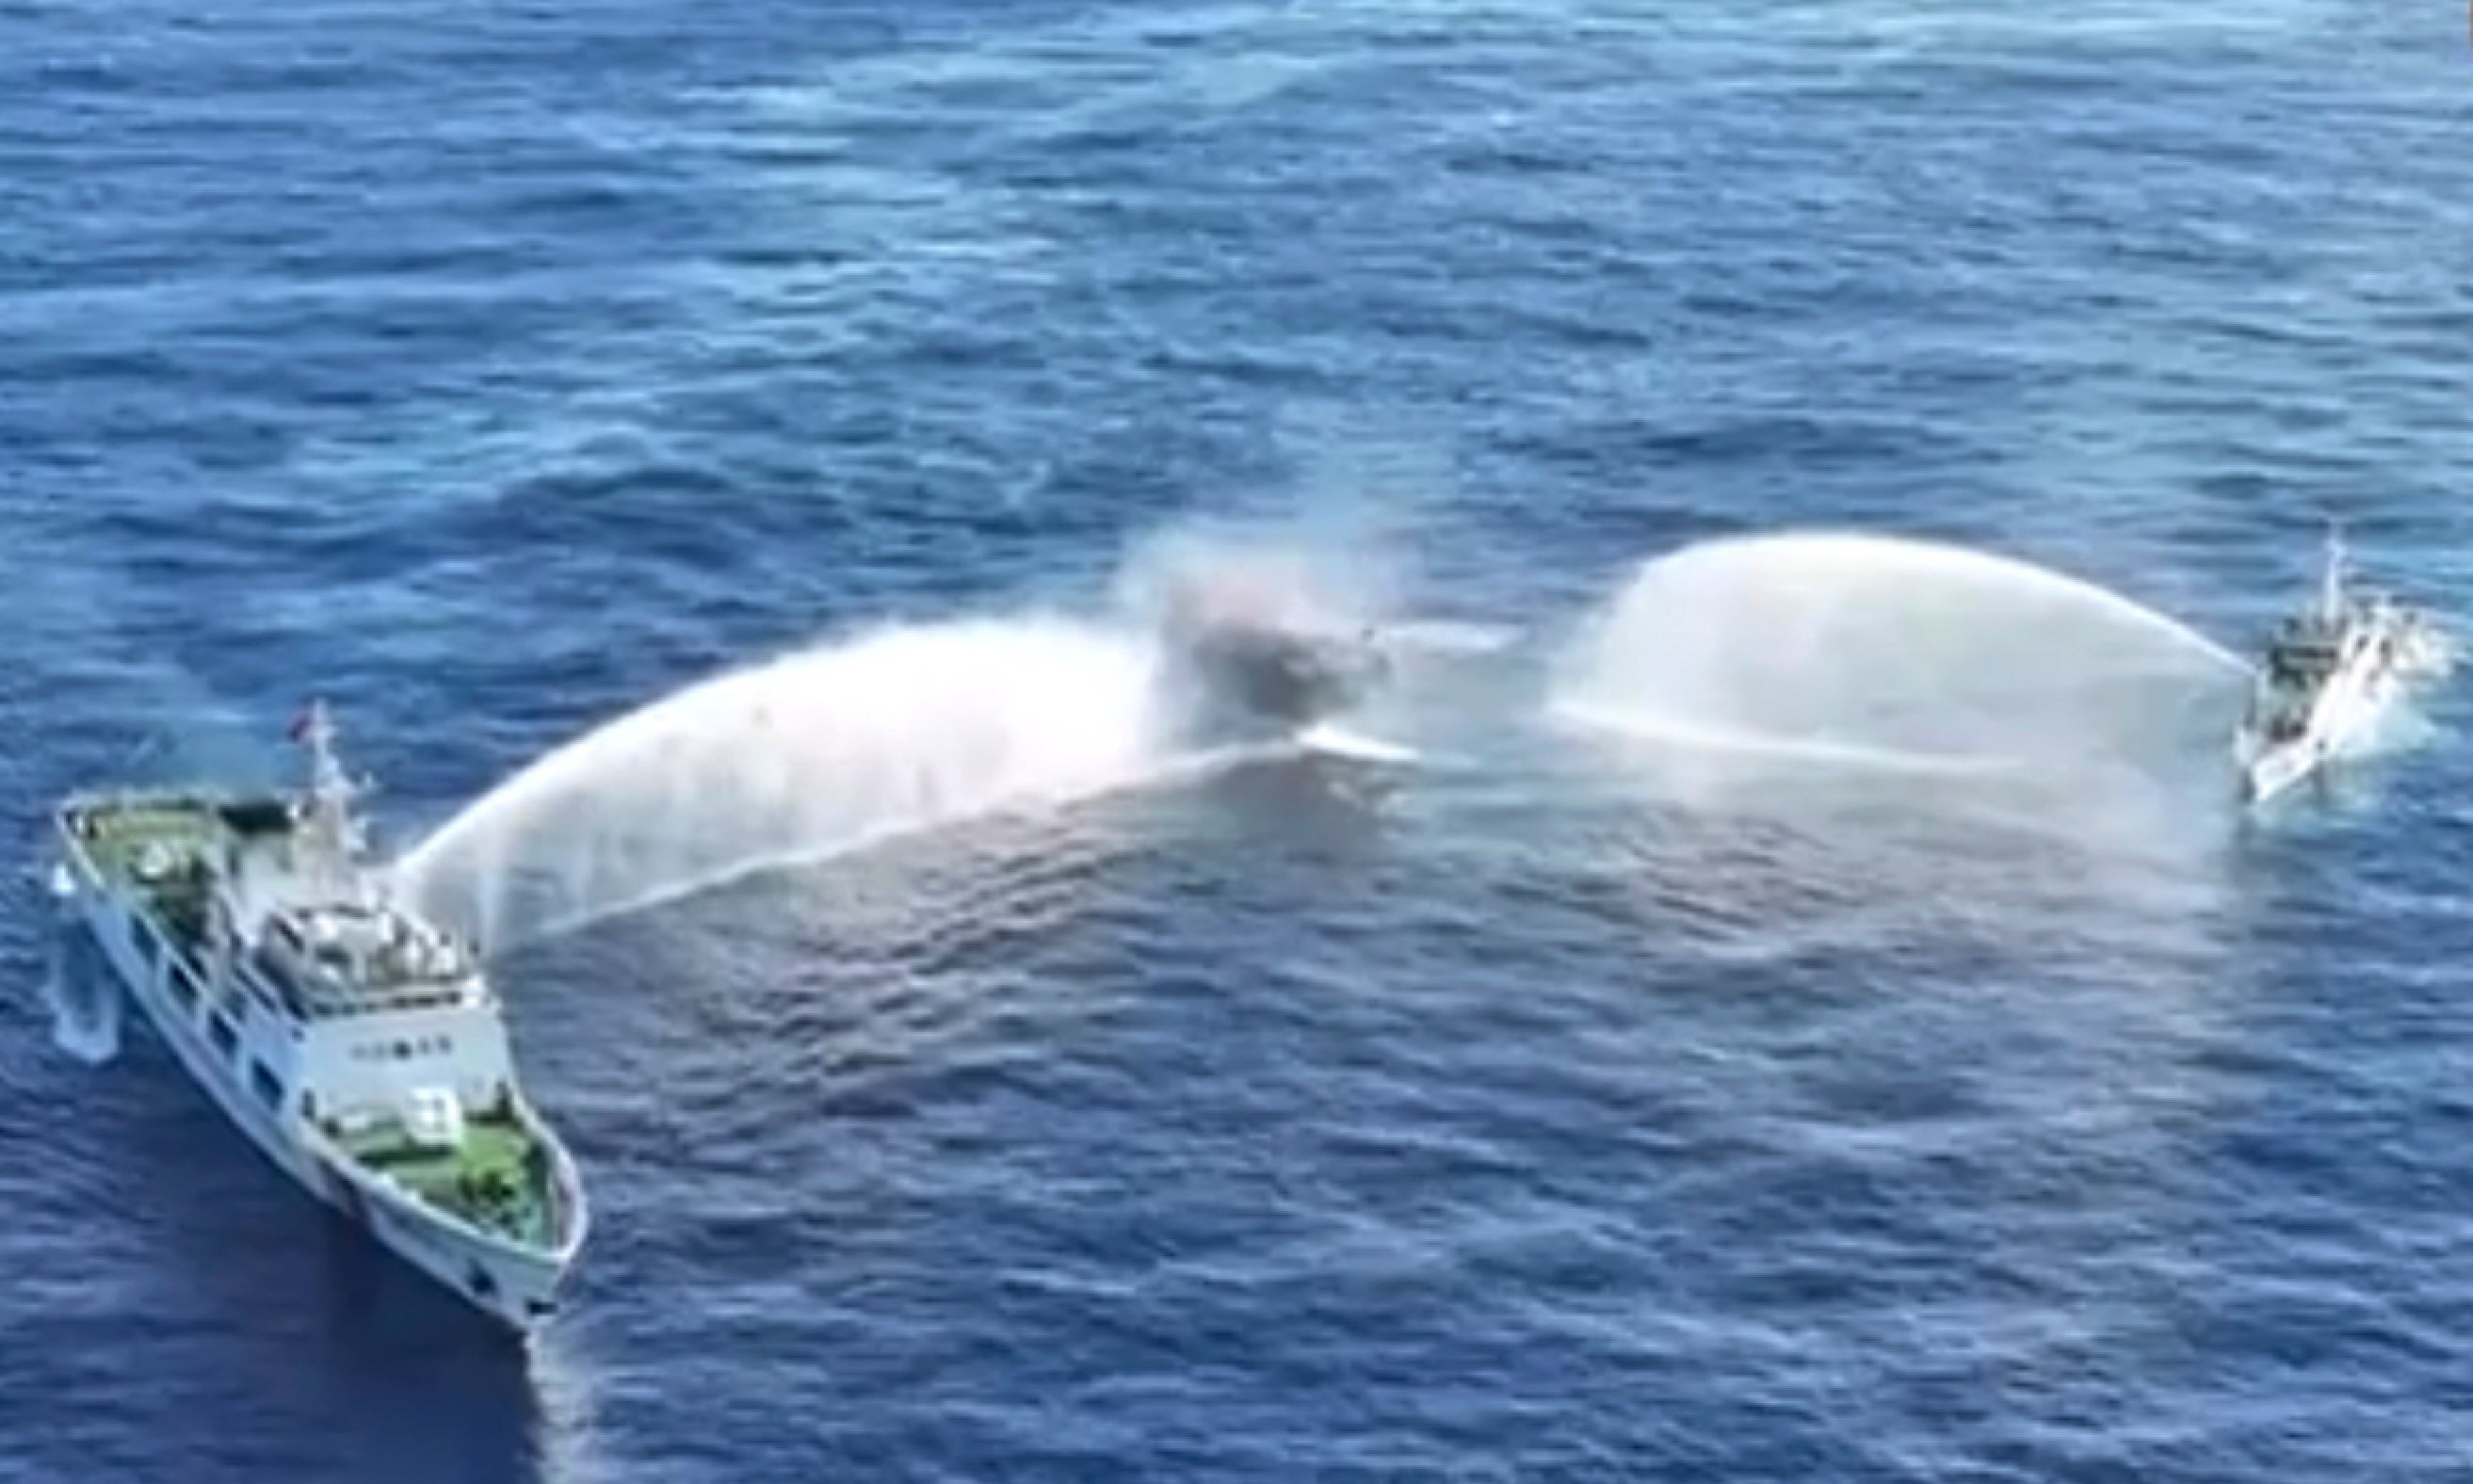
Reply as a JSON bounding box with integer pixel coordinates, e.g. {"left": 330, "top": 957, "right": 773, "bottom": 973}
{"left": 49, "top": 701, "right": 586, "bottom": 1331}
{"left": 2234, "top": 526, "right": 2449, "bottom": 804}
{"left": 1155, "top": 566, "right": 1392, "bottom": 734}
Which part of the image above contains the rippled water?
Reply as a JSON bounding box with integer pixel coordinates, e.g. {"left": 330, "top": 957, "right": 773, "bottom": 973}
{"left": 8, "top": 1, "right": 2473, "bottom": 1479}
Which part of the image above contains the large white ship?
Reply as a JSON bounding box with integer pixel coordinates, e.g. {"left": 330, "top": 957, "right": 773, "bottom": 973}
{"left": 47, "top": 701, "right": 587, "bottom": 1331}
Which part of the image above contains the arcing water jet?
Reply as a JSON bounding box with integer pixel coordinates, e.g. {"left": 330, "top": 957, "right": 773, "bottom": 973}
{"left": 391, "top": 615, "right": 1175, "bottom": 953}
{"left": 1550, "top": 530, "right": 2251, "bottom": 817}
{"left": 390, "top": 526, "right": 1431, "bottom": 953}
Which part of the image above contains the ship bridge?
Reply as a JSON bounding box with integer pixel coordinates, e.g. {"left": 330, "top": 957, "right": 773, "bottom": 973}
{"left": 251, "top": 899, "right": 483, "bottom": 1019}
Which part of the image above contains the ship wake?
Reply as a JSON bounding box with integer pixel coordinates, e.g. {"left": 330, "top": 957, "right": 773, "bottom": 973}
{"left": 43, "top": 928, "right": 121, "bottom": 1066}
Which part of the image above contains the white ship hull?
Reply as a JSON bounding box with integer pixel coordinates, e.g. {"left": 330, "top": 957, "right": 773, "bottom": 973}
{"left": 2234, "top": 632, "right": 2412, "bottom": 805}
{"left": 52, "top": 822, "right": 580, "bottom": 1333}
{"left": 2231, "top": 524, "right": 2450, "bottom": 808}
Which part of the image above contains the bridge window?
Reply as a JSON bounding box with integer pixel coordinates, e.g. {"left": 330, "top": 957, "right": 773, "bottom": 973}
{"left": 348, "top": 1036, "right": 455, "bottom": 1061}
{"left": 208, "top": 1014, "right": 237, "bottom": 1058}
{"left": 249, "top": 1060, "right": 283, "bottom": 1113}
{"left": 168, "top": 967, "right": 198, "bottom": 1011}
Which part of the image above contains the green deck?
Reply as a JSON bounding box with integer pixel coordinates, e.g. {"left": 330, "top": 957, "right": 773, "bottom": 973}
{"left": 340, "top": 1109, "right": 560, "bottom": 1249}
{"left": 69, "top": 798, "right": 227, "bottom": 947}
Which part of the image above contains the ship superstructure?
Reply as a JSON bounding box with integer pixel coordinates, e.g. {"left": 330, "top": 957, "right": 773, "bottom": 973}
{"left": 2235, "top": 527, "right": 2448, "bottom": 804}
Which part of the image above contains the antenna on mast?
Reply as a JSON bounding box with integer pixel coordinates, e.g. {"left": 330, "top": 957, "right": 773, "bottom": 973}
{"left": 288, "top": 698, "right": 371, "bottom": 872}
{"left": 2318, "top": 515, "right": 2350, "bottom": 625}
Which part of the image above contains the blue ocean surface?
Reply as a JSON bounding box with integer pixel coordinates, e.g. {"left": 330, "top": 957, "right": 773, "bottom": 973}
{"left": 8, "top": 0, "right": 2473, "bottom": 1478}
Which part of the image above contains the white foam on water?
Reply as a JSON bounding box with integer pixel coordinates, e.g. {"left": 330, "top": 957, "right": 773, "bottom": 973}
{"left": 1294, "top": 721, "right": 1421, "bottom": 766}
{"left": 1382, "top": 620, "right": 1521, "bottom": 657}
{"left": 44, "top": 932, "right": 120, "bottom": 1067}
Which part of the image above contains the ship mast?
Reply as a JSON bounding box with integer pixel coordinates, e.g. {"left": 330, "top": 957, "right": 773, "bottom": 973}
{"left": 294, "top": 699, "right": 373, "bottom": 900}
{"left": 2318, "top": 520, "right": 2349, "bottom": 627}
